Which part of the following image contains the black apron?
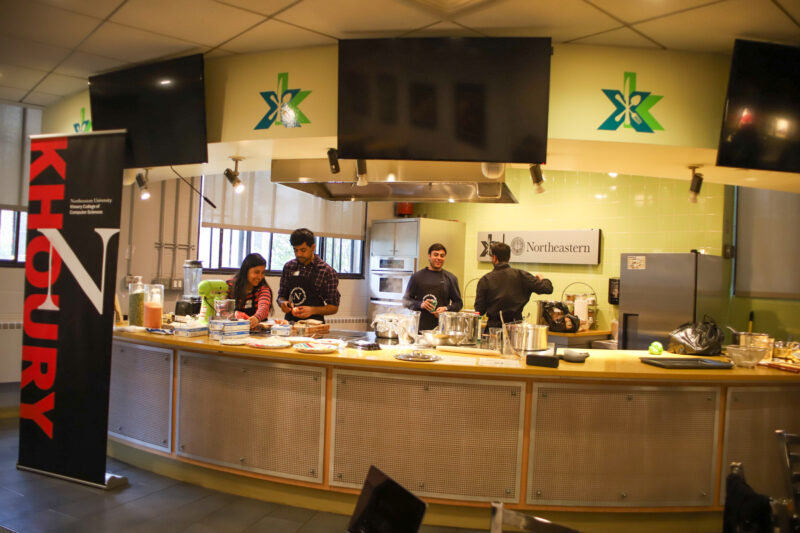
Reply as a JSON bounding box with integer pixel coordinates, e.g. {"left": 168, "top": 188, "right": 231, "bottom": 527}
{"left": 283, "top": 269, "right": 326, "bottom": 323}
{"left": 236, "top": 286, "right": 258, "bottom": 317}
{"left": 413, "top": 271, "right": 451, "bottom": 331}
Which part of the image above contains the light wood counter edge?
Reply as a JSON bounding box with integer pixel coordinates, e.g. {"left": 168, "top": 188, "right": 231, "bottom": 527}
{"left": 114, "top": 331, "right": 800, "bottom": 384}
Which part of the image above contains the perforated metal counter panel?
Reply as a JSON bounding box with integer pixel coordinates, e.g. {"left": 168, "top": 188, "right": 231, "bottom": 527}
{"left": 528, "top": 383, "right": 719, "bottom": 506}
{"left": 330, "top": 369, "right": 525, "bottom": 502}
{"left": 177, "top": 351, "right": 325, "bottom": 483}
{"left": 109, "top": 341, "right": 173, "bottom": 452}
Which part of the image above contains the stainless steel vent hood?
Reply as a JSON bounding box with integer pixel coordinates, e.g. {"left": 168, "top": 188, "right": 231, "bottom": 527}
{"left": 271, "top": 159, "right": 517, "bottom": 203}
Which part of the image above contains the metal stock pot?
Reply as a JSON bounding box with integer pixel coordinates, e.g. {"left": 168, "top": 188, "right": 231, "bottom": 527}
{"left": 506, "top": 323, "right": 549, "bottom": 352}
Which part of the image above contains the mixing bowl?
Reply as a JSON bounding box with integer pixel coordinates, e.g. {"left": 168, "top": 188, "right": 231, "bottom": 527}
{"left": 726, "top": 345, "right": 769, "bottom": 368}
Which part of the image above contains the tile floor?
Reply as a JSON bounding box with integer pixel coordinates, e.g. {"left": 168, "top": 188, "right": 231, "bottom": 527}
{"left": 0, "top": 418, "right": 485, "bottom": 533}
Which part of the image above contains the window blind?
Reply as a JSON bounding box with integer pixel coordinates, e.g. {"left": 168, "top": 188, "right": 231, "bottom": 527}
{"left": 0, "top": 103, "right": 40, "bottom": 209}
{"left": 201, "top": 170, "right": 366, "bottom": 240}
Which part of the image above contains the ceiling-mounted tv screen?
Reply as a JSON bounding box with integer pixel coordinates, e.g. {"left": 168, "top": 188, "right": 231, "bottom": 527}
{"left": 337, "top": 37, "right": 552, "bottom": 164}
{"left": 716, "top": 39, "right": 800, "bottom": 173}
{"left": 89, "top": 54, "right": 208, "bottom": 169}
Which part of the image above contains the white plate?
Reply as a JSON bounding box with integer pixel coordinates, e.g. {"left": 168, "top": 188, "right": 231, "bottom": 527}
{"left": 247, "top": 337, "right": 291, "bottom": 349}
{"left": 293, "top": 342, "right": 339, "bottom": 354}
{"left": 286, "top": 336, "right": 315, "bottom": 344}
{"left": 310, "top": 338, "right": 347, "bottom": 348}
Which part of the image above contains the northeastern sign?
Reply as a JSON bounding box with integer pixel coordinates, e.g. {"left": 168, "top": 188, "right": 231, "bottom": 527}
{"left": 477, "top": 229, "right": 601, "bottom": 265}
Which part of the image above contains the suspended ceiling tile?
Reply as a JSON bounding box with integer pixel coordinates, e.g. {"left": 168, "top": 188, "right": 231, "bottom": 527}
{"left": 276, "top": 0, "right": 441, "bottom": 39}
{"left": 54, "top": 50, "right": 126, "bottom": 78}
{"left": 111, "top": 0, "right": 267, "bottom": 48}
{"left": 0, "top": 0, "right": 101, "bottom": 49}
{"left": 0, "top": 86, "right": 28, "bottom": 102}
{"left": 0, "top": 63, "right": 49, "bottom": 91}
{"left": 588, "top": 0, "right": 722, "bottom": 24}
{"left": 36, "top": 0, "right": 124, "bottom": 19}
{"left": 569, "top": 26, "right": 664, "bottom": 49}
{"left": 223, "top": 19, "right": 336, "bottom": 54}
{"left": 78, "top": 21, "right": 202, "bottom": 63}
{"left": 453, "top": 0, "right": 621, "bottom": 42}
{"left": 0, "top": 35, "right": 70, "bottom": 72}
{"left": 217, "top": 0, "right": 300, "bottom": 17}
{"left": 634, "top": 0, "right": 800, "bottom": 53}
{"left": 36, "top": 72, "right": 90, "bottom": 95}
{"left": 22, "top": 91, "right": 64, "bottom": 107}
{"left": 406, "top": 20, "right": 485, "bottom": 37}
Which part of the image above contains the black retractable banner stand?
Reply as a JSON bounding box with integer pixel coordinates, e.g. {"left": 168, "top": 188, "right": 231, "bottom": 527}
{"left": 18, "top": 130, "right": 125, "bottom": 486}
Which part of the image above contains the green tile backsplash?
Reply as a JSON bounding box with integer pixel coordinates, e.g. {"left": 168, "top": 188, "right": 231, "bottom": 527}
{"left": 413, "top": 168, "right": 726, "bottom": 332}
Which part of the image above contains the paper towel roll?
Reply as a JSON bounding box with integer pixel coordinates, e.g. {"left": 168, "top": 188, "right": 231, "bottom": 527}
{"left": 574, "top": 298, "right": 589, "bottom": 324}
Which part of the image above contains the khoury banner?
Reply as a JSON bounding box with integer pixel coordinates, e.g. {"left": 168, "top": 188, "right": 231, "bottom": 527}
{"left": 477, "top": 229, "right": 602, "bottom": 265}
{"left": 19, "top": 130, "right": 125, "bottom": 487}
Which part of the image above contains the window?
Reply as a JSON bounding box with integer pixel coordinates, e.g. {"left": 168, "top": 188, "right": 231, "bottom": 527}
{"left": 198, "top": 227, "right": 364, "bottom": 278}
{"left": 0, "top": 209, "right": 27, "bottom": 266}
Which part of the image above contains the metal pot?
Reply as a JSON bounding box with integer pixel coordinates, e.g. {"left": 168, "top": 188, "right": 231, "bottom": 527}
{"left": 506, "top": 323, "right": 549, "bottom": 352}
{"left": 438, "top": 312, "right": 481, "bottom": 345}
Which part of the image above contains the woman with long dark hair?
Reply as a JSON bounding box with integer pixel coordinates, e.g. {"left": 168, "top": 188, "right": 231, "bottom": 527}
{"left": 226, "top": 253, "right": 273, "bottom": 328}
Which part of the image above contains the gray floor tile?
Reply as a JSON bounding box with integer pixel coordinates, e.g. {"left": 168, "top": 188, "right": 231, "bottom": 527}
{"left": 1, "top": 508, "right": 78, "bottom": 533}
{"left": 297, "top": 511, "right": 351, "bottom": 533}
{"left": 242, "top": 514, "right": 304, "bottom": 533}
{"left": 269, "top": 504, "right": 316, "bottom": 524}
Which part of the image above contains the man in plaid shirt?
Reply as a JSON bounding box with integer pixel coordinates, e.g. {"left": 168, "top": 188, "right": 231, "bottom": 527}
{"left": 277, "top": 228, "right": 340, "bottom": 323}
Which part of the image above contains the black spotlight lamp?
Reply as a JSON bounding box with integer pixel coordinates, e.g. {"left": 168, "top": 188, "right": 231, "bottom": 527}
{"left": 529, "top": 163, "right": 545, "bottom": 194}
{"left": 135, "top": 169, "right": 151, "bottom": 200}
{"left": 224, "top": 156, "right": 245, "bottom": 194}
{"left": 689, "top": 166, "right": 703, "bottom": 203}
{"left": 356, "top": 159, "right": 368, "bottom": 187}
{"left": 327, "top": 148, "right": 340, "bottom": 174}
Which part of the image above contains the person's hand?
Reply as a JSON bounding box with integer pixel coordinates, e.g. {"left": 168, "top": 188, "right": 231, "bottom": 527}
{"left": 421, "top": 299, "right": 435, "bottom": 312}
{"left": 280, "top": 300, "right": 293, "bottom": 314}
{"left": 534, "top": 273, "right": 544, "bottom": 280}
{"left": 433, "top": 306, "right": 448, "bottom": 317}
{"left": 249, "top": 315, "right": 260, "bottom": 328}
{"left": 291, "top": 306, "right": 313, "bottom": 319}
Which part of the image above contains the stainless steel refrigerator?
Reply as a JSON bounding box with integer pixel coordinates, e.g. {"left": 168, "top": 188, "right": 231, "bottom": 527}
{"left": 619, "top": 252, "right": 728, "bottom": 350}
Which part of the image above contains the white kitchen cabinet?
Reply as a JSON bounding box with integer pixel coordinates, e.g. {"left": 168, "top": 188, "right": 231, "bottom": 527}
{"left": 370, "top": 219, "right": 419, "bottom": 257}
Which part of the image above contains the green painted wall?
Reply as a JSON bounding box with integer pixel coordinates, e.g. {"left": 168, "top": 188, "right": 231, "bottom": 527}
{"left": 413, "top": 168, "right": 799, "bottom": 342}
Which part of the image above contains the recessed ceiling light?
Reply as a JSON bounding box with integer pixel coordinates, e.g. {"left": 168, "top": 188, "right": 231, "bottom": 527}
{"left": 158, "top": 79, "right": 173, "bottom": 86}
{"left": 608, "top": 172, "right": 618, "bottom": 178}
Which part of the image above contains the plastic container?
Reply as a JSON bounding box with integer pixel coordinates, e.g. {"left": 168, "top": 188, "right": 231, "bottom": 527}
{"left": 128, "top": 276, "right": 144, "bottom": 326}
{"left": 143, "top": 284, "right": 164, "bottom": 329}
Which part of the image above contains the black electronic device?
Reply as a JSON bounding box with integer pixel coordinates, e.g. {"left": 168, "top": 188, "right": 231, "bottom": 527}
{"left": 716, "top": 39, "right": 800, "bottom": 173}
{"left": 337, "top": 37, "right": 552, "bottom": 164}
{"left": 525, "top": 354, "right": 560, "bottom": 368}
{"left": 89, "top": 54, "right": 208, "bottom": 169}
{"left": 327, "top": 148, "right": 340, "bottom": 173}
{"left": 608, "top": 277, "right": 620, "bottom": 305}
{"left": 347, "top": 465, "right": 427, "bottom": 533}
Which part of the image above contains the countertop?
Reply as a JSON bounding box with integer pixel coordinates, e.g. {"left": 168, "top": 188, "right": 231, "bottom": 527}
{"left": 113, "top": 329, "right": 800, "bottom": 384}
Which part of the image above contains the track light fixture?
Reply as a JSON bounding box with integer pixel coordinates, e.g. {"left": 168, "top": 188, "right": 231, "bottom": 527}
{"left": 224, "top": 156, "right": 245, "bottom": 194}
{"left": 327, "top": 148, "right": 340, "bottom": 174}
{"left": 529, "top": 163, "right": 545, "bottom": 194}
{"left": 135, "top": 169, "right": 151, "bottom": 200}
{"left": 689, "top": 166, "right": 703, "bottom": 203}
{"left": 356, "top": 159, "right": 368, "bottom": 187}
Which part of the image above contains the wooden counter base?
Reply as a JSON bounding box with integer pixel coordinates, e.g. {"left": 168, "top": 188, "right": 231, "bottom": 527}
{"left": 108, "top": 331, "right": 800, "bottom": 532}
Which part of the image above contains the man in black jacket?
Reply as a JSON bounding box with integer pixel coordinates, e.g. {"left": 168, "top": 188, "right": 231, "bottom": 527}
{"left": 474, "top": 242, "right": 553, "bottom": 329}
{"left": 403, "top": 243, "right": 463, "bottom": 331}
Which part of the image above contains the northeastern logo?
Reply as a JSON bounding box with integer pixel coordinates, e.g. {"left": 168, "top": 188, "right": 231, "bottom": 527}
{"left": 256, "top": 72, "right": 311, "bottom": 130}
{"left": 510, "top": 237, "right": 525, "bottom": 256}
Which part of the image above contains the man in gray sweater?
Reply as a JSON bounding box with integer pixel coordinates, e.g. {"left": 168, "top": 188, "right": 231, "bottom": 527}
{"left": 403, "top": 243, "right": 463, "bottom": 331}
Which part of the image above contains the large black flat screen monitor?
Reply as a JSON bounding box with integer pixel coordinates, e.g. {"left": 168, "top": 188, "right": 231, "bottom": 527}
{"left": 347, "top": 465, "right": 426, "bottom": 533}
{"left": 716, "top": 39, "right": 800, "bottom": 173}
{"left": 338, "top": 37, "right": 552, "bottom": 164}
{"left": 89, "top": 54, "right": 208, "bottom": 169}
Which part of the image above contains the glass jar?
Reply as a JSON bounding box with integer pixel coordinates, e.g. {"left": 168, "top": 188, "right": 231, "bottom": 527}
{"left": 128, "top": 276, "right": 144, "bottom": 326}
{"left": 143, "top": 284, "right": 164, "bottom": 328}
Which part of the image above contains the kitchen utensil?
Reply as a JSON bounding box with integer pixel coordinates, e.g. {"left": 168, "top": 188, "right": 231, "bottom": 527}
{"left": 506, "top": 322, "right": 549, "bottom": 352}
{"left": 420, "top": 330, "right": 451, "bottom": 346}
{"left": 726, "top": 345, "right": 769, "bottom": 368}
{"left": 372, "top": 311, "right": 420, "bottom": 343}
{"left": 395, "top": 351, "right": 441, "bottom": 362}
{"left": 435, "top": 345, "right": 503, "bottom": 357}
